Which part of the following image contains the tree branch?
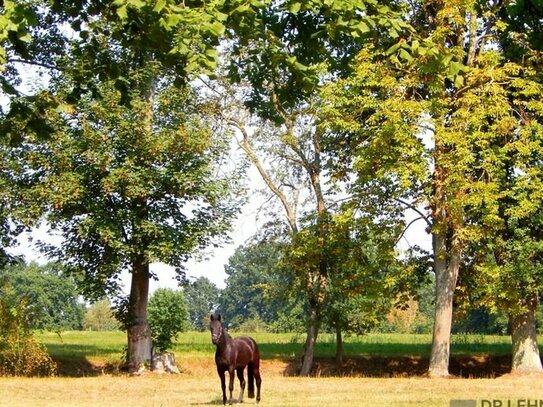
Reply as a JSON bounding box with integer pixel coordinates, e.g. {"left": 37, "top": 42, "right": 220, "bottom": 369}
{"left": 225, "top": 116, "right": 299, "bottom": 234}
{"left": 394, "top": 198, "right": 432, "bottom": 228}
{"left": 395, "top": 215, "right": 426, "bottom": 246}
{"left": 8, "top": 58, "right": 59, "bottom": 72}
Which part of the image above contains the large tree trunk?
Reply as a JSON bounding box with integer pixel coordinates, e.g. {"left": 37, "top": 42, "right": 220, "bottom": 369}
{"left": 126, "top": 261, "right": 152, "bottom": 374}
{"left": 335, "top": 324, "right": 344, "bottom": 364}
{"left": 300, "top": 306, "right": 320, "bottom": 376}
{"left": 510, "top": 301, "right": 543, "bottom": 374}
{"left": 428, "top": 232, "right": 461, "bottom": 377}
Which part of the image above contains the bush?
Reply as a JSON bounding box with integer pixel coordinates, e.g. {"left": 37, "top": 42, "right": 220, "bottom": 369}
{"left": 148, "top": 288, "right": 189, "bottom": 352}
{"left": 238, "top": 315, "right": 269, "bottom": 333}
{"left": 83, "top": 299, "right": 120, "bottom": 331}
{"left": 0, "top": 285, "right": 57, "bottom": 376}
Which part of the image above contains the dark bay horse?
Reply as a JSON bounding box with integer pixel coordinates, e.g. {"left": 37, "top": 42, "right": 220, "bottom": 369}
{"left": 210, "top": 315, "right": 262, "bottom": 405}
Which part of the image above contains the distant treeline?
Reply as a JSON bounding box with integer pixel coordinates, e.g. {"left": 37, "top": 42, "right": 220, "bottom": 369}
{"left": 3, "top": 255, "right": 537, "bottom": 337}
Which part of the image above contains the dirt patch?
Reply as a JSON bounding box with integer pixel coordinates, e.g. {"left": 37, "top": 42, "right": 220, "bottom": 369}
{"left": 282, "top": 355, "right": 512, "bottom": 378}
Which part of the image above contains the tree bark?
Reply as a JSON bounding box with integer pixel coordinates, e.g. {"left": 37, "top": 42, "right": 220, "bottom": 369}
{"left": 335, "top": 325, "right": 344, "bottom": 364}
{"left": 300, "top": 306, "right": 320, "bottom": 376}
{"left": 510, "top": 302, "right": 543, "bottom": 374}
{"left": 126, "top": 261, "right": 152, "bottom": 374}
{"left": 151, "top": 351, "right": 180, "bottom": 374}
{"left": 428, "top": 232, "right": 461, "bottom": 377}
{"left": 229, "top": 118, "right": 299, "bottom": 233}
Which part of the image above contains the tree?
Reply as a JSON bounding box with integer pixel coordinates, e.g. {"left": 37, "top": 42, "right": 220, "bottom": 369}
{"left": 219, "top": 0, "right": 410, "bottom": 375}
{"left": 147, "top": 288, "right": 188, "bottom": 353}
{"left": 321, "top": 0, "right": 543, "bottom": 376}
{"left": 0, "top": 262, "right": 85, "bottom": 333}
{"left": 219, "top": 239, "right": 301, "bottom": 330}
{"left": 83, "top": 299, "right": 119, "bottom": 331}
{"left": 6, "top": 72, "right": 241, "bottom": 374}
{"left": 408, "top": 0, "right": 543, "bottom": 375}
{"left": 183, "top": 277, "right": 220, "bottom": 331}
{"left": 3, "top": 0, "right": 251, "bottom": 370}
{"left": 1, "top": 0, "right": 248, "bottom": 373}
{"left": 453, "top": 55, "right": 543, "bottom": 372}
{"left": 316, "top": 212, "right": 413, "bottom": 363}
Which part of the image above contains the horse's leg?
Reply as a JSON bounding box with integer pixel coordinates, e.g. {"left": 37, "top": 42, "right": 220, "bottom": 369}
{"left": 247, "top": 363, "right": 255, "bottom": 399}
{"left": 218, "top": 369, "right": 227, "bottom": 405}
{"left": 228, "top": 367, "right": 235, "bottom": 405}
{"left": 253, "top": 364, "right": 262, "bottom": 404}
{"left": 236, "top": 367, "right": 245, "bottom": 403}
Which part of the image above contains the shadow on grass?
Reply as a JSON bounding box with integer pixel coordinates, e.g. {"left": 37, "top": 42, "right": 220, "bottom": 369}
{"left": 280, "top": 355, "right": 512, "bottom": 378}
{"left": 46, "top": 343, "right": 124, "bottom": 377}
{"left": 53, "top": 356, "right": 123, "bottom": 377}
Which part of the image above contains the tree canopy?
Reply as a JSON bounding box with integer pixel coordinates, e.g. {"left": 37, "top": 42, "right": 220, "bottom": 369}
{"left": 0, "top": 261, "right": 84, "bottom": 332}
{"left": 183, "top": 276, "right": 221, "bottom": 331}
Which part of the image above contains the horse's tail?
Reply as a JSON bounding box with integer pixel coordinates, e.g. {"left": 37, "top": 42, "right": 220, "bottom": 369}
{"left": 247, "top": 363, "right": 255, "bottom": 399}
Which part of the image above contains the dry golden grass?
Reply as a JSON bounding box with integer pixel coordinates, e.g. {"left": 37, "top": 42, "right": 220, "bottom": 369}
{"left": 5, "top": 332, "right": 538, "bottom": 405}
{"left": 1, "top": 359, "right": 543, "bottom": 407}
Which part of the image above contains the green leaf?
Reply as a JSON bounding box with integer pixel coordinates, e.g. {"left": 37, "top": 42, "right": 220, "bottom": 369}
{"left": 215, "top": 11, "right": 229, "bottom": 22}
{"left": 441, "top": 53, "right": 453, "bottom": 67}
{"left": 17, "top": 31, "right": 32, "bottom": 43}
{"left": 207, "top": 21, "right": 225, "bottom": 37}
{"left": 454, "top": 74, "right": 464, "bottom": 88}
{"left": 385, "top": 42, "right": 401, "bottom": 56}
{"left": 166, "top": 13, "right": 181, "bottom": 27}
{"left": 233, "top": 4, "right": 251, "bottom": 14}
{"left": 153, "top": 0, "right": 167, "bottom": 13}
{"left": 116, "top": 5, "right": 128, "bottom": 19}
{"left": 294, "top": 61, "right": 308, "bottom": 71}
{"left": 449, "top": 61, "right": 464, "bottom": 77}
{"left": 127, "top": 0, "right": 146, "bottom": 8}
{"left": 356, "top": 21, "right": 370, "bottom": 34}
{"left": 55, "top": 102, "right": 74, "bottom": 114}
{"left": 398, "top": 49, "right": 413, "bottom": 63}
{"left": 185, "top": 59, "right": 199, "bottom": 73}
{"left": 288, "top": 2, "right": 301, "bottom": 13}
{"left": 205, "top": 48, "right": 218, "bottom": 59}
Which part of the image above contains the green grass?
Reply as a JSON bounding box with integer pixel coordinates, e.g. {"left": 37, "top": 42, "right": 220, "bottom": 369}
{"left": 36, "top": 330, "right": 514, "bottom": 365}
{"left": 37, "top": 331, "right": 126, "bottom": 364}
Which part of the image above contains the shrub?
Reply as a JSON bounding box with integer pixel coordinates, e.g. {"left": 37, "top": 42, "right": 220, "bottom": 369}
{"left": 83, "top": 299, "right": 120, "bottom": 331}
{"left": 238, "top": 315, "right": 269, "bottom": 333}
{"left": 148, "top": 288, "right": 189, "bottom": 352}
{"left": 0, "top": 285, "right": 57, "bottom": 376}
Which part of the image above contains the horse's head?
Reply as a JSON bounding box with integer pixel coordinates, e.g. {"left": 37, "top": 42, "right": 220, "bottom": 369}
{"left": 210, "top": 314, "right": 224, "bottom": 345}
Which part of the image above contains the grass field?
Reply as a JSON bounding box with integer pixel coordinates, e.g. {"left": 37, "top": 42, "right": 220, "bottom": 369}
{"left": 1, "top": 331, "right": 541, "bottom": 406}
{"left": 36, "top": 330, "right": 514, "bottom": 362}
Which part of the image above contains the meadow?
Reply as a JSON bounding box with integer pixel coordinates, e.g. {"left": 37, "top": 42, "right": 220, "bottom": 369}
{"left": 1, "top": 331, "right": 542, "bottom": 407}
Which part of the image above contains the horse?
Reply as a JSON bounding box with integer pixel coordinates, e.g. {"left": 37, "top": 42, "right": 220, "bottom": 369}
{"left": 209, "top": 314, "right": 262, "bottom": 405}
